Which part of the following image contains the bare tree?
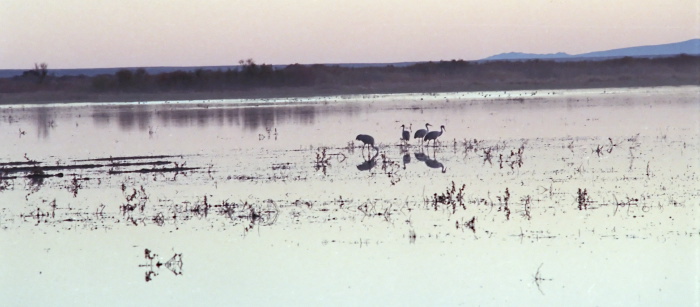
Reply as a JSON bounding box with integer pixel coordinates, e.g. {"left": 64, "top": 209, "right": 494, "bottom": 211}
{"left": 34, "top": 62, "right": 48, "bottom": 84}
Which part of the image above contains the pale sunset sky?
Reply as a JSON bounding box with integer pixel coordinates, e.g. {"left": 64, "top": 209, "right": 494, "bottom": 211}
{"left": 1, "top": 0, "right": 698, "bottom": 69}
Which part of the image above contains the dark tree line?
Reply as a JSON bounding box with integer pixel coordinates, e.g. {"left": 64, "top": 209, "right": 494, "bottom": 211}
{"left": 1, "top": 55, "right": 698, "bottom": 100}
{"left": 89, "top": 60, "right": 320, "bottom": 92}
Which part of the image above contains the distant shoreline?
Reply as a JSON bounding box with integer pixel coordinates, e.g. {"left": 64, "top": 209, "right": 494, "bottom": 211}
{"left": 1, "top": 55, "right": 697, "bottom": 105}
{"left": 1, "top": 82, "right": 697, "bottom": 106}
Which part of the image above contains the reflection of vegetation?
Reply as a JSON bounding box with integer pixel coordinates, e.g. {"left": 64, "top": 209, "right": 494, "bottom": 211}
{"left": 533, "top": 263, "right": 551, "bottom": 295}
{"left": 3, "top": 55, "right": 699, "bottom": 103}
{"left": 577, "top": 188, "right": 591, "bottom": 210}
{"left": 26, "top": 168, "right": 47, "bottom": 194}
{"left": 120, "top": 184, "right": 149, "bottom": 215}
{"left": 141, "top": 248, "right": 183, "bottom": 282}
{"left": 431, "top": 181, "right": 466, "bottom": 213}
{"left": 66, "top": 175, "right": 83, "bottom": 197}
{"left": 380, "top": 153, "right": 402, "bottom": 185}
{"left": 314, "top": 147, "right": 346, "bottom": 175}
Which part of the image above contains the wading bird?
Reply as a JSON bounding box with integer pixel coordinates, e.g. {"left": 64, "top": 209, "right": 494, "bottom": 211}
{"left": 400, "top": 124, "right": 410, "bottom": 144}
{"left": 414, "top": 123, "right": 431, "bottom": 144}
{"left": 424, "top": 125, "right": 446, "bottom": 147}
{"left": 355, "top": 134, "right": 376, "bottom": 151}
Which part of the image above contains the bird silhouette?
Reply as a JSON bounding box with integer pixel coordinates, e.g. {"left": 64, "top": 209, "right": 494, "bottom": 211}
{"left": 355, "top": 134, "right": 375, "bottom": 151}
{"left": 414, "top": 123, "right": 431, "bottom": 144}
{"left": 400, "top": 124, "right": 410, "bottom": 144}
{"left": 424, "top": 125, "right": 445, "bottom": 147}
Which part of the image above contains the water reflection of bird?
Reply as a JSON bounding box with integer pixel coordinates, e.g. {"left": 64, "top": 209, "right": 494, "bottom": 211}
{"left": 402, "top": 153, "right": 411, "bottom": 169}
{"left": 425, "top": 157, "right": 447, "bottom": 173}
{"left": 424, "top": 125, "right": 446, "bottom": 147}
{"left": 414, "top": 152, "right": 428, "bottom": 162}
{"left": 355, "top": 134, "right": 376, "bottom": 151}
{"left": 357, "top": 148, "right": 379, "bottom": 171}
{"left": 400, "top": 124, "right": 410, "bottom": 144}
{"left": 414, "top": 123, "right": 431, "bottom": 144}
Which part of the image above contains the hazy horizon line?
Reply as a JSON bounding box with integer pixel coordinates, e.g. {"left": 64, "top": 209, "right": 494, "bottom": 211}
{"left": 3, "top": 37, "right": 698, "bottom": 71}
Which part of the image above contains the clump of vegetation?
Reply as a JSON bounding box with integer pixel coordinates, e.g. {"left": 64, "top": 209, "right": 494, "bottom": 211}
{"left": 66, "top": 175, "right": 83, "bottom": 197}
{"left": 25, "top": 168, "right": 47, "bottom": 195}
{"left": 240, "top": 200, "right": 279, "bottom": 233}
{"left": 189, "top": 195, "right": 211, "bottom": 218}
{"left": 380, "top": 153, "right": 402, "bottom": 185}
{"left": 481, "top": 147, "right": 494, "bottom": 165}
{"left": 120, "top": 183, "right": 149, "bottom": 215}
{"left": 577, "top": 188, "right": 591, "bottom": 210}
{"left": 0, "top": 177, "right": 12, "bottom": 192}
{"left": 496, "top": 188, "right": 511, "bottom": 220}
{"left": 430, "top": 181, "right": 466, "bottom": 213}
{"left": 314, "top": 148, "right": 331, "bottom": 175}
{"left": 313, "top": 147, "right": 346, "bottom": 175}
{"left": 498, "top": 143, "right": 525, "bottom": 169}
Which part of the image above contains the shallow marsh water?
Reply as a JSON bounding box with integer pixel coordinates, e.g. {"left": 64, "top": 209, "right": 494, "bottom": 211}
{"left": 1, "top": 87, "right": 699, "bottom": 306}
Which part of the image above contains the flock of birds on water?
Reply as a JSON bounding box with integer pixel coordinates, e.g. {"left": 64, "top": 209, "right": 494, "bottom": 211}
{"left": 355, "top": 123, "right": 447, "bottom": 172}
{"left": 355, "top": 123, "right": 446, "bottom": 151}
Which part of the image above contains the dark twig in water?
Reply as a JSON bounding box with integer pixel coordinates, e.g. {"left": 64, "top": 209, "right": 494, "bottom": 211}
{"left": 612, "top": 195, "right": 639, "bottom": 216}
{"left": 533, "top": 263, "right": 551, "bottom": 295}
{"left": 521, "top": 195, "right": 532, "bottom": 220}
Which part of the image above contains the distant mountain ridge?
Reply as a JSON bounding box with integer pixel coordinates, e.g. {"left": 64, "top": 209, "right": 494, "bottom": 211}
{"left": 482, "top": 39, "right": 700, "bottom": 61}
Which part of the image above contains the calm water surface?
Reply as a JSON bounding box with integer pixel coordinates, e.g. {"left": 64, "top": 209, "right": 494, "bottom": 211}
{"left": 1, "top": 87, "right": 698, "bottom": 306}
